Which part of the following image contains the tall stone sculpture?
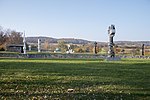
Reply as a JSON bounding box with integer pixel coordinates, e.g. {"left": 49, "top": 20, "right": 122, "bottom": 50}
{"left": 38, "top": 39, "right": 41, "bottom": 53}
{"left": 106, "top": 25, "right": 120, "bottom": 61}
{"left": 23, "top": 31, "right": 26, "bottom": 54}
{"left": 108, "top": 25, "right": 115, "bottom": 57}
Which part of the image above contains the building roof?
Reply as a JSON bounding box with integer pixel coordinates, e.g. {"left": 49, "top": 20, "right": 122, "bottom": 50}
{"left": 7, "top": 44, "right": 24, "bottom": 47}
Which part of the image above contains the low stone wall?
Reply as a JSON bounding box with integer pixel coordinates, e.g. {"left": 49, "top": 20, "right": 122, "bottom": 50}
{"left": 0, "top": 53, "right": 150, "bottom": 59}
{"left": 0, "top": 53, "right": 106, "bottom": 59}
{"left": 118, "top": 55, "right": 150, "bottom": 59}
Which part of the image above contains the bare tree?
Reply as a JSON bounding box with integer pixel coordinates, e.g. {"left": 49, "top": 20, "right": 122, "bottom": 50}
{"left": 43, "top": 40, "right": 49, "bottom": 50}
{"left": 0, "top": 28, "right": 8, "bottom": 46}
{"left": 8, "top": 30, "right": 23, "bottom": 44}
{"left": 57, "top": 40, "right": 67, "bottom": 53}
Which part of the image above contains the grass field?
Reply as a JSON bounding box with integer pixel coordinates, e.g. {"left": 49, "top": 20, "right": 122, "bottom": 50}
{"left": 0, "top": 58, "right": 150, "bottom": 100}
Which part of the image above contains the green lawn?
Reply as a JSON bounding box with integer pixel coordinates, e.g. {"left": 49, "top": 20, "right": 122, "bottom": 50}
{"left": 0, "top": 58, "right": 150, "bottom": 100}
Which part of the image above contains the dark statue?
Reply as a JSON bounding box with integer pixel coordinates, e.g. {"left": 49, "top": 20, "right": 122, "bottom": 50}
{"left": 94, "top": 42, "right": 97, "bottom": 54}
{"left": 141, "top": 44, "right": 145, "bottom": 56}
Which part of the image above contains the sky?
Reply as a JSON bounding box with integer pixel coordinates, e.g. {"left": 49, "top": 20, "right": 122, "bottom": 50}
{"left": 0, "top": 0, "right": 150, "bottom": 42}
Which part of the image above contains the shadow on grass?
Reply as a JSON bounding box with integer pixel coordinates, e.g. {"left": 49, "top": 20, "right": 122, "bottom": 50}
{"left": 0, "top": 59, "right": 150, "bottom": 99}
{"left": 1, "top": 92, "right": 146, "bottom": 100}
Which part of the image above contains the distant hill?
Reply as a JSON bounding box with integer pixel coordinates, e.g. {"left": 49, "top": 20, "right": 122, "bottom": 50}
{"left": 115, "top": 41, "right": 150, "bottom": 46}
{"left": 26, "top": 36, "right": 91, "bottom": 44}
{"left": 26, "top": 37, "right": 57, "bottom": 43}
{"left": 57, "top": 38, "right": 90, "bottom": 44}
{"left": 26, "top": 36, "right": 150, "bottom": 46}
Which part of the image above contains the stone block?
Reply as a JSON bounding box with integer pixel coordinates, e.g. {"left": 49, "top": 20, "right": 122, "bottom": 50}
{"left": 106, "top": 57, "right": 121, "bottom": 61}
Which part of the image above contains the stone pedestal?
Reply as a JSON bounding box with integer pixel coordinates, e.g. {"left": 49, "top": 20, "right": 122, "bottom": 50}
{"left": 106, "top": 57, "right": 121, "bottom": 61}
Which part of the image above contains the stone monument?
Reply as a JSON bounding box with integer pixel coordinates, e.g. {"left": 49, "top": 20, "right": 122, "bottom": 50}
{"left": 23, "top": 31, "right": 26, "bottom": 54}
{"left": 66, "top": 44, "right": 74, "bottom": 54}
{"left": 28, "top": 45, "right": 31, "bottom": 51}
{"left": 106, "top": 25, "right": 120, "bottom": 61}
{"left": 38, "top": 39, "right": 41, "bottom": 53}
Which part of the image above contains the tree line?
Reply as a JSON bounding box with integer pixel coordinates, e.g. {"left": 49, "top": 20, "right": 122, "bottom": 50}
{"left": 0, "top": 26, "right": 23, "bottom": 51}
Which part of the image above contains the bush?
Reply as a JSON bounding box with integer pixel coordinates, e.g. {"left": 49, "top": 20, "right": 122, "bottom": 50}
{"left": 0, "top": 47, "right": 5, "bottom": 51}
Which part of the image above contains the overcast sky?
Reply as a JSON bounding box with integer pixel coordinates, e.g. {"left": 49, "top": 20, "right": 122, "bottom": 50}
{"left": 0, "top": 0, "right": 150, "bottom": 41}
